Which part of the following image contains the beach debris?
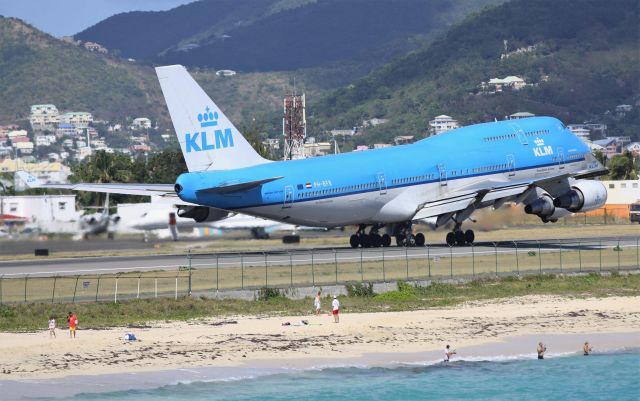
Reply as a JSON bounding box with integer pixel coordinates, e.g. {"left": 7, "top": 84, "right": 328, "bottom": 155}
{"left": 123, "top": 333, "right": 138, "bottom": 342}
{"left": 210, "top": 320, "right": 238, "bottom": 326}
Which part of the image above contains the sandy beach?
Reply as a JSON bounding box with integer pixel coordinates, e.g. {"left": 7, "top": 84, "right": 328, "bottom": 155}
{"left": 1, "top": 294, "right": 639, "bottom": 384}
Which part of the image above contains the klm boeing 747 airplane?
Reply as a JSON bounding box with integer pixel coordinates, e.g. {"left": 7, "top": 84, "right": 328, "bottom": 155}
{"left": 19, "top": 65, "right": 608, "bottom": 247}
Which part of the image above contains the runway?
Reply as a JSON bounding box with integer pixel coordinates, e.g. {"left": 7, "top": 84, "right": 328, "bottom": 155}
{"left": 1, "top": 236, "right": 637, "bottom": 277}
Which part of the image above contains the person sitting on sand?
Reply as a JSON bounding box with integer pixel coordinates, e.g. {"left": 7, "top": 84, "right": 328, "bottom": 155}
{"left": 444, "top": 345, "right": 456, "bottom": 362}
{"left": 314, "top": 291, "right": 322, "bottom": 316}
{"left": 537, "top": 342, "right": 547, "bottom": 359}
{"left": 48, "top": 316, "right": 56, "bottom": 339}
{"left": 332, "top": 295, "right": 340, "bottom": 323}
{"left": 583, "top": 341, "right": 593, "bottom": 356}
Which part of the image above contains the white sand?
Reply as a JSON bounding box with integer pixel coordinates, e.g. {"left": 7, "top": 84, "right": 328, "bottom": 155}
{"left": 1, "top": 295, "right": 639, "bottom": 380}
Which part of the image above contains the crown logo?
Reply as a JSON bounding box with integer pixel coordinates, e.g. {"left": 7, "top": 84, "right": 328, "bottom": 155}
{"left": 197, "top": 107, "right": 218, "bottom": 128}
{"left": 534, "top": 137, "right": 544, "bottom": 147}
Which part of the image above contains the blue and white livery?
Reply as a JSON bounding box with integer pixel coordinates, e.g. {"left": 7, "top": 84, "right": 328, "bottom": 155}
{"left": 20, "top": 65, "right": 608, "bottom": 247}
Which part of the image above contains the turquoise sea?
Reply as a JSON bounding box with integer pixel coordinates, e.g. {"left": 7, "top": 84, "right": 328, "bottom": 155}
{"left": 24, "top": 350, "right": 639, "bottom": 401}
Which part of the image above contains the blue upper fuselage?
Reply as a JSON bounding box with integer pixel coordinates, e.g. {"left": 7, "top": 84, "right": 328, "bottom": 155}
{"left": 175, "top": 117, "right": 590, "bottom": 211}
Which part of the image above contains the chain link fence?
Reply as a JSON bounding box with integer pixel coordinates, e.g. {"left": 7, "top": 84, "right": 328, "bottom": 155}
{"left": 1, "top": 238, "right": 639, "bottom": 304}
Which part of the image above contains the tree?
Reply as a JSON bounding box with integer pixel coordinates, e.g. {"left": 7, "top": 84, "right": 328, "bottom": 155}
{"left": 607, "top": 151, "right": 637, "bottom": 180}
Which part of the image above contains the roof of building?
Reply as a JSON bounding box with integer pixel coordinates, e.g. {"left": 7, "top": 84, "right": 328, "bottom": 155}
{"left": 510, "top": 112, "right": 535, "bottom": 117}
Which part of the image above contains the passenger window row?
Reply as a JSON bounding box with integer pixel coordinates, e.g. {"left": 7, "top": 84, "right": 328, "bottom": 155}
{"left": 484, "top": 133, "right": 517, "bottom": 142}
{"left": 298, "top": 182, "right": 377, "bottom": 199}
{"left": 525, "top": 129, "right": 550, "bottom": 136}
{"left": 391, "top": 173, "right": 436, "bottom": 185}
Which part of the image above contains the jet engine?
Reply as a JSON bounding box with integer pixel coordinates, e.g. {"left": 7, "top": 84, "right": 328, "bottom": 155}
{"left": 177, "top": 206, "right": 229, "bottom": 222}
{"left": 553, "top": 180, "right": 607, "bottom": 213}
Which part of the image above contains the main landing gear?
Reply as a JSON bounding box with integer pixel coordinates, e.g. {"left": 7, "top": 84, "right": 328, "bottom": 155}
{"left": 350, "top": 225, "right": 392, "bottom": 248}
{"left": 349, "top": 223, "right": 426, "bottom": 248}
{"left": 445, "top": 222, "right": 475, "bottom": 246}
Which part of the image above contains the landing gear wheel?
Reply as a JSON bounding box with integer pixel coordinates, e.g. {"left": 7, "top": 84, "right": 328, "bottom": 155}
{"left": 446, "top": 232, "right": 456, "bottom": 247}
{"left": 369, "top": 234, "right": 381, "bottom": 248}
{"left": 360, "top": 234, "right": 371, "bottom": 248}
{"left": 396, "top": 234, "right": 405, "bottom": 247}
{"left": 464, "top": 229, "right": 475, "bottom": 245}
{"left": 415, "top": 233, "right": 425, "bottom": 247}
{"left": 350, "top": 234, "right": 359, "bottom": 248}
{"left": 455, "top": 230, "right": 466, "bottom": 246}
{"left": 382, "top": 234, "right": 392, "bottom": 247}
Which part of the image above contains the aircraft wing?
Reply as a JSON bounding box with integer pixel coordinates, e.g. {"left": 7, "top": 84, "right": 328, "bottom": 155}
{"left": 17, "top": 171, "right": 180, "bottom": 198}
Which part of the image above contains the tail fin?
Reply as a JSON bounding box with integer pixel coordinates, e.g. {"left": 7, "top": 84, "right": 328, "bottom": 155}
{"left": 16, "top": 171, "right": 41, "bottom": 188}
{"left": 155, "top": 65, "right": 269, "bottom": 172}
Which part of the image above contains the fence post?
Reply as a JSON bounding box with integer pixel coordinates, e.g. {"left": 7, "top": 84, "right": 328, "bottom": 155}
{"left": 637, "top": 237, "right": 639, "bottom": 269}
{"left": 494, "top": 243, "right": 498, "bottom": 277}
{"left": 289, "top": 252, "right": 293, "bottom": 288}
{"left": 0, "top": 275, "right": 3, "bottom": 305}
{"left": 155, "top": 278, "right": 158, "bottom": 298}
{"left": 617, "top": 239, "right": 620, "bottom": 271}
{"left": 311, "top": 250, "right": 315, "bottom": 287}
{"left": 136, "top": 275, "right": 141, "bottom": 299}
{"left": 449, "top": 245, "right": 453, "bottom": 278}
{"left": 52, "top": 275, "right": 57, "bottom": 303}
{"left": 514, "top": 241, "right": 519, "bottom": 275}
{"left": 361, "top": 248, "right": 364, "bottom": 282}
{"left": 95, "top": 275, "right": 101, "bottom": 302}
{"left": 334, "top": 249, "right": 338, "bottom": 284}
{"left": 114, "top": 275, "right": 119, "bottom": 303}
{"left": 216, "top": 255, "right": 219, "bottom": 292}
{"left": 188, "top": 250, "right": 192, "bottom": 296}
{"left": 241, "top": 254, "right": 244, "bottom": 290}
{"left": 72, "top": 275, "right": 80, "bottom": 303}
{"left": 559, "top": 240, "right": 563, "bottom": 273}
{"left": 599, "top": 240, "right": 602, "bottom": 272}
{"left": 471, "top": 243, "right": 475, "bottom": 278}
{"left": 578, "top": 241, "right": 582, "bottom": 272}
{"left": 427, "top": 244, "right": 431, "bottom": 279}
{"left": 175, "top": 277, "right": 178, "bottom": 300}
{"left": 264, "top": 252, "right": 268, "bottom": 287}
{"left": 382, "top": 246, "right": 386, "bottom": 282}
{"left": 406, "top": 247, "right": 409, "bottom": 280}
{"left": 538, "top": 241, "right": 542, "bottom": 274}
{"left": 24, "top": 274, "right": 28, "bottom": 303}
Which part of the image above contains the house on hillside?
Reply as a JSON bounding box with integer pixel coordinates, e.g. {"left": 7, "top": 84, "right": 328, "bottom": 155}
{"left": 30, "top": 104, "right": 59, "bottom": 131}
{"left": 481, "top": 76, "right": 527, "bottom": 93}
{"left": 393, "top": 136, "right": 415, "bottom": 146}
{"left": 429, "top": 115, "right": 460, "bottom": 135}
{"left": 83, "top": 41, "right": 108, "bottom": 53}
{"left": 626, "top": 142, "right": 640, "bottom": 157}
{"left": 131, "top": 118, "right": 151, "bottom": 130}
{"left": 216, "top": 70, "right": 236, "bottom": 77}
{"left": 508, "top": 112, "right": 535, "bottom": 120}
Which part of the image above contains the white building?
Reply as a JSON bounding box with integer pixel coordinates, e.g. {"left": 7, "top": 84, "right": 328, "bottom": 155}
{"left": 509, "top": 111, "right": 535, "bottom": 119}
{"left": 30, "top": 104, "right": 60, "bottom": 130}
{"left": 429, "top": 115, "right": 460, "bottom": 135}
{"left": 15, "top": 141, "right": 34, "bottom": 155}
{"left": 363, "top": 118, "right": 388, "bottom": 127}
{"left": 216, "top": 70, "right": 237, "bottom": 77}
{"left": 0, "top": 195, "right": 81, "bottom": 233}
{"left": 76, "top": 146, "right": 92, "bottom": 160}
{"left": 484, "top": 76, "right": 527, "bottom": 92}
{"left": 626, "top": 142, "right": 640, "bottom": 156}
{"left": 8, "top": 130, "right": 28, "bottom": 139}
{"left": 0, "top": 160, "right": 71, "bottom": 190}
{"left": 59, "top": 112, "right": 93, "bottom": 127}
{"left": 132, "top": 117, "right": 152, "bottom": 129}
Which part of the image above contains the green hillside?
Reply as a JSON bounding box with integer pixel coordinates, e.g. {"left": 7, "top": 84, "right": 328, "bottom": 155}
{"left": 76, "top": 0, "right": 504, "bottom": 73}
{"left": 315, "top": 0, "right": 640, "bottom": 144}
{"left": 0, "top": 17, "right": 165, "bottom": 124}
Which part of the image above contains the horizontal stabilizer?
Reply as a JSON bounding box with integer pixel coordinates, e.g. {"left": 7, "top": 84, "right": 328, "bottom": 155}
{"left": 198, "top": 176, "right": 284, "bottom": 194}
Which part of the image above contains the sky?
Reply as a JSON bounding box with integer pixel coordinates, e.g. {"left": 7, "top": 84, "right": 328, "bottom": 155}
{"left": 0, "top": 0, "right": 195, "bottom": 37}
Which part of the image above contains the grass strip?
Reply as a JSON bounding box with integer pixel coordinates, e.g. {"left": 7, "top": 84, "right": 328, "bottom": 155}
{"left": 1, "top": 272, "right": 638, "bottom": 332}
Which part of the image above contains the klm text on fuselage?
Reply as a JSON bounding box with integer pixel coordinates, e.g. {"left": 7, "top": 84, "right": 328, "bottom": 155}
{"left": 185, "top": 128, "right": 235, "bottom": 153}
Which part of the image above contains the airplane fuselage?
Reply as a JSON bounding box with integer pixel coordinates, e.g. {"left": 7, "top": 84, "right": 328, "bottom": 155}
{"left": 176, "top": 117, "right": 595, "bottom": 227}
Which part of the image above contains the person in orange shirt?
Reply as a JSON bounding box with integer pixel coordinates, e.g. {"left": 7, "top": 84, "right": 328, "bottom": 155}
{"left": 67, "top": 312, "right": 78, "bottom": 338}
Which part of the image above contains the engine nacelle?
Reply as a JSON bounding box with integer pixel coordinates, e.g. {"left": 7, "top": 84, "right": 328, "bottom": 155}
{"left": 553, "top": 180, "right": 607, "bottom": 213}
{"left": 178, "top": 206, "right": 229, "bottom": 222}
{"left": 524, "top": 194, "right": 555, "bottom": 216}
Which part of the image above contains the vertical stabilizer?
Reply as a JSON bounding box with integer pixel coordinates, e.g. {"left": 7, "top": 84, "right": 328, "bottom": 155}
{"left": 155, "top": 65, "right": 269, "bottom": 172}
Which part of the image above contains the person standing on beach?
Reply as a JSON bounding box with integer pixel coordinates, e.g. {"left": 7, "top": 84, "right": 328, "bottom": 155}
{"left": 537, "top": 342, "right": 546, "bottom": 359}
{"left": 444, "top": 345, "right": 456, "bottom": 362}
{"left": 332, "top": 295, "right": 340, "bottom": 323}
{"left": 583, "top": 341, "right": 593, "bottom": 356}
{"left": 68, "top": 312, "right": 78, "bottom": 338}
{"left": 314, "top": 291, "right": 322, "bottom": 316}
{"left": 48, "top": 316, "right": 56, "bottom": 339}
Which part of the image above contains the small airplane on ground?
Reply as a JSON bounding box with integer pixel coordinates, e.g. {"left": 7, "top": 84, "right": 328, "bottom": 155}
{"left": 78, "top": 193, "right": 120, "bottom": 239}
{"left": 19, "top": 65, "right": 608, "bottom": 247}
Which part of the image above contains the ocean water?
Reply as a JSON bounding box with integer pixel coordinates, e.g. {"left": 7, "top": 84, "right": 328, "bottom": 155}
{"left": 33, "top": 350, "right": 639, "bottom": 401}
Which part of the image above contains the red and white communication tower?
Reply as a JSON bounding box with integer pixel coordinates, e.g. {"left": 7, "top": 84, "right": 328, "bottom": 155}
{"left": 282, "top": 93, "right": 306, "bottom": 160}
